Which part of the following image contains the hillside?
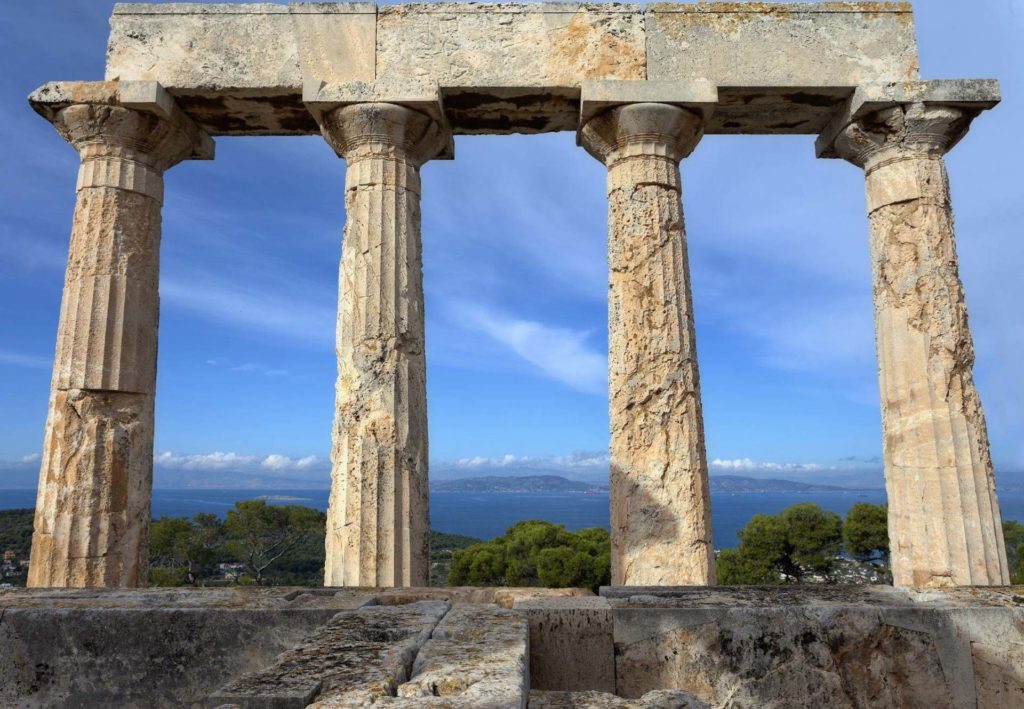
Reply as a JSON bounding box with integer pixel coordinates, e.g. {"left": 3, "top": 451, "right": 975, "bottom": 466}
{"left": 711, "top": 475, "right": 849, "bottom": 492}
{"left": 430, "top": 475, "right": 602, "bottom": 493}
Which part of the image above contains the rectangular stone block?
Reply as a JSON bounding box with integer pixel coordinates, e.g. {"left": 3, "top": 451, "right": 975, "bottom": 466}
{"left": 211, "top": 601, "right": 450, "bottom": 708}
{"left": 646, "top": 3, "right": 919, "bottom": 85}
{"left": 106, "top": 3, "right": 376, "bottom": 134}
{"left": 397, "top": 605, "right": 529, "bottom": 707}
{"left": 647, "top": 2, "right": 920, "bottom": 133}
{"left": 513, "top": 596, "right": 615, "bottom": 693}
{"left": 378, "top": 3, "right": 646, "bottom": 134}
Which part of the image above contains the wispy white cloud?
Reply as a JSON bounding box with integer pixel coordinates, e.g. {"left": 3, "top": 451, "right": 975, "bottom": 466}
{"left": 205, "top": 358, "right": 289, "bottom": 377}
{"left": 451, "top": 301, "right": 606, "bottom": 395}
{"left": 0, "top": 349, "right": 51, "bottom": 370}
{"left": 710, "top": 458, "right": 825, "bottom": 473}
{"left": 154, "top": 451, "right": 325, "bottom": 473}
{"left": 160, "top": 276, "right": 335, "bottom": 347}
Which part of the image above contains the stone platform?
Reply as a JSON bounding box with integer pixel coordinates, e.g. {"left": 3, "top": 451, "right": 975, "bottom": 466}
{"left": 2, "top": 586, "right": 1022, "bottom": 708}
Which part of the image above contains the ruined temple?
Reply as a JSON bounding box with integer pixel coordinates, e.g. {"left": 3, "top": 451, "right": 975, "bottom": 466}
{"left": 3, "top": 3, "right": 1023, "bottom": 707}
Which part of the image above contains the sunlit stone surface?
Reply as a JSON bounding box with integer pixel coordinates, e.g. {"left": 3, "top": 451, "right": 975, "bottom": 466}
{"left": 580, "top": 94, "right": 715, "bottom": 586}
{"left": 821, "top": 82, "right": 1010, "bottom": 588}
{"left": 315, "top": 101, "right": 448, "bottom": 587}
{"left": 26, "top": 81, "right": 211, "bottom": 588}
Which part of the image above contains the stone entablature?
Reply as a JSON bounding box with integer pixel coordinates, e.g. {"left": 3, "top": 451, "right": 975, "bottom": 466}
{"left": 104, "top": 2, "right": 919, "bottom": 135}
{"left": 25, "top": 2, "right": 1012, "bottom": 591}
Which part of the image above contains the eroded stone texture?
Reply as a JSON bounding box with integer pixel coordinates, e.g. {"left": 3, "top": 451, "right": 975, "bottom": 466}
{"left": 604, "top": 586, "right": 1024, "bottom": 708}
{"left": 530, "top": 690, "right": 709, "bottom": 709}
{"left": 316, "top": 102, "right": 448, "bottom": 587}
{"left": 305, "top": 604, "right": 528, "bottom": 709}
{"left": 213, "top": 600, "right": 450, "bottom": 708}
{"left": 27, "top": 88, "right": 208, "bottom": 588}
{"left": 646, "top": 2, "right": 920, "bottom": 80}
{"left": 398, "top": 604, "right": 528, "bottom": 706}
{"left": 972, "top": 641, "right": 1024, "bottom": 709}
{"left": 102, "top": 3, "right": 927, "bottom": 136}
{"left": 832, "top": 102, "right": 1010, "bottom": 588}
{"left": 580, "top": 102, "right": 714, "bottom": 586}
{"left": 513, "top": 596, "right": 615, "bottom": 692}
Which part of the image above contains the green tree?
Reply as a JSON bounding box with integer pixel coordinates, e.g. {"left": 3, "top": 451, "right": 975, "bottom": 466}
{"left": 0, "top": 508, "right": 34, "bottom": 559}
{"left": 843, "top": 503, "right": 889, "bottom": 565}
{"left": 149, "top": 513, "right": 225, "bottom": 586}
{"left": 223, "top": 501, "right": 325, "bottom": 585}
{"left": 783, "top": 503, "right": 843, "bottom": 579}
{"left": 448, "top": 520, "right": 610, "bottom": 591}
{"left": 718, "top": 503, "right": 842, "bottom": 584}
{"left": 1003, "top": 520, "right": 1024, "bottom": 584}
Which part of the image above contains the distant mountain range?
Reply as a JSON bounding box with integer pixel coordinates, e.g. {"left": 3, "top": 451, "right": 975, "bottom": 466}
{"left": 430, "top": 474, "right": 858, "bottom": 494}
{"left": 2, "top": 463, "right": 1022, "bottom": 493}
{"left": 431, "top": 475, "right": 602, "bottom": 493}
{"left": 709, "top": 475, "right": 849, "bottom": 492}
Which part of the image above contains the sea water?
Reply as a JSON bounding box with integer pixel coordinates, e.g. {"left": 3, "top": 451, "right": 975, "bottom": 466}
{"left": 3, "top": 487, "right": 1023, "bottom": 548}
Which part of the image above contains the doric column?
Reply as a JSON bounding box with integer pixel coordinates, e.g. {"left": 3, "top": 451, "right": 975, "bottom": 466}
{"left": 27, "top": 82, "right": 212, "bottom": 588}
{"left": 580, "top": 87, "right": 716, "bottom": 586}
{"left": 822, "top": 83, "right": 1009, "bottom": 587}
{"left": 314, "top": 101, "right": 448, "bottom": 587}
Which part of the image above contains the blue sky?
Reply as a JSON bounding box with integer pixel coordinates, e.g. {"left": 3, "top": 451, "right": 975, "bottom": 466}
{"left": 1, "top": 1, "right": 1022, "bottom": 487}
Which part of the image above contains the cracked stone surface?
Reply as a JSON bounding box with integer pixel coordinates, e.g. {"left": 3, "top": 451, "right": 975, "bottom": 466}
{"left": 580, "top": 102, "right": 714, "bottom": 586}
{"left": 833, "top": 102, "right": 1010, "bottom": 588}
{"left": 3, "top": 587, "right": 1024, "bottom": 708}
{"left": 103, "top": 3, "right": 921, "bottom": 136}
{"left": 530, "top": 690, "right": 708, "bottom": 709}
{"left": 396, "top": 604, "right": 528, "bottom": 706}
{"left": 212, "top": 600, "right": 450, "bottom": 708}
{"left": 606, "top": 586, "right": 1024, "bottom": 709}
{"left": 26, "top": 91, "right": 207, "bottom": 589}
{"left": 315, "top": 102, "right": 448, "bottom": 587}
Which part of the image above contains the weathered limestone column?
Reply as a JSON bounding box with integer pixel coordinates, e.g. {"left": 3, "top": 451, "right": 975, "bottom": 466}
{"left": 312, "top": 98, "right": 448, "bottom": 587}
{"left": 820, "top": 82, "right": 1010, "bottom": 587}
{"left": 579, "top": 82, "right": 717, "bottom": 586}
{"left": 27, "top": 82, "right": 212, "bottom": 588}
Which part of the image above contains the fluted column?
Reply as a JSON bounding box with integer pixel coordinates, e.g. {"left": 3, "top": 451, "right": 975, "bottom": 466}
{"left": 581, "top": 102, "right": 715, "bottom": 586}
{"left": 316, "top": 103, "right": 447, "bottom": 587}
{"left": 832, "top": 101, "right": 1010, "bottom": 587}
{"left": 27, "top": 83, "right": 211, "bottom": 587}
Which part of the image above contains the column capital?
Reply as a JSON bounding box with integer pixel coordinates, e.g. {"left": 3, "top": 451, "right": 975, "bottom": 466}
{"left": 304, "top": 80, "right": 453, "bottom": 164}
{"left": 577, "top": 80, "right": 717, "bottom": 168}
{"left": 816, "top": 79, "right": 999, "bottom": 169}
{"left": 29, "top": 80, "right": 214, "bottom": 171}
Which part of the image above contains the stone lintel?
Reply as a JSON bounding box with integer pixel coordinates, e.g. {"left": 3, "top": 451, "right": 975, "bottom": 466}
{"left": 303, "top": 80, "right": 455, "bottom": 159}
{"left": 29, "top": 80, "right": 215, "bottom": 160}
{"left": 816, "top": 79, "right": 1000, "bottom": 158}
{"left": 113, "top": 2, "right": 379, "bottom": 14}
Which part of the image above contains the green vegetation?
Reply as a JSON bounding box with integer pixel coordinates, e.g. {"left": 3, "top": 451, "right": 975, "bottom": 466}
{"left": 0, "top": 508, "right": 33, "bottom": 559}
{"left": 4, "top": 502, "right": 1024, "bottom": 588}
{"left": 430, "top": 530, "right": 483, "bottom": 586}
{"left": 843, "top": 502, "right": 890, "bottom": 565}
{"left": 718, "top": 503, "right": 844, "bottom": 584}
{"left": 448, "top": 520, "right": 610, "bottom": 591}
{"left": 150, "top": 501, "right": 326, "bottom": 586}
{"left": 1004, "top": 520, "right": 1024, "bottom": 585}
{"left": 149, "top": 502, "right": 482, "bottom": 587}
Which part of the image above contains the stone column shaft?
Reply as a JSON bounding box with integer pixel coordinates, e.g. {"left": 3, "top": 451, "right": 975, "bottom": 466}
{"left": 317, "top": 103, "right": 446, "bottom": 587}
{"left": 28, "top": 91, "right": 206, "bottom": 588}
{"left": 581, "top": 103, "right": 715, "bottom": 586}
{"left": 835, "top": 103, "right": 1010, "bottom": 587}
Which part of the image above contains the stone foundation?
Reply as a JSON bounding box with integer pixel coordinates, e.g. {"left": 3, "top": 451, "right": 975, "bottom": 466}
{"left": 2, "top": 586, "right": 1022, "bottom": 708}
